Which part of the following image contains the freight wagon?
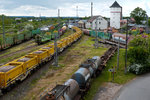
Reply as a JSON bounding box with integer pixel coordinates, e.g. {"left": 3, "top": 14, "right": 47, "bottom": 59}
{"left": 35, "top": 25, "right": 66, "bottom": 45}
{"left": 82, "top": 29, "right": 130, "bottom": 44}
{"left": 0, "top": 23, "right": 65, "bottom": 51}
{"left": 0, "top": 26, "right": 82, "bottom": 93}
{"left": 41, "top": 47, "right": 117, "bottom": 100}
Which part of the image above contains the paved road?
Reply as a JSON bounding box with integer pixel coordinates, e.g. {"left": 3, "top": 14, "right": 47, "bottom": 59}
{"left": 114, "top": 73, "right": 150, "bottom": 100}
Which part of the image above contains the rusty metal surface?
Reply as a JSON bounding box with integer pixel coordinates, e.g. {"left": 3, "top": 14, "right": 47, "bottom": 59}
{"left": 99, "top": 46, "right": 117, "bottom": 70}
{"left": 40, "top": 85, "right": 68, "bottom": 100}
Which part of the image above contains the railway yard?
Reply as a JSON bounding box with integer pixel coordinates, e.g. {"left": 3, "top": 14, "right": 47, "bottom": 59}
{"left": 1, "top": 0, "right": 150, "bottom": 100}
{"left": 0, "top": 25, "right": 137, "bottom": 100}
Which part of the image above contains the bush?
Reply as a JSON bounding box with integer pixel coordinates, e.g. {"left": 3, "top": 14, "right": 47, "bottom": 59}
{"left": 127, "top": 34, "right": 150, "bottom": 74}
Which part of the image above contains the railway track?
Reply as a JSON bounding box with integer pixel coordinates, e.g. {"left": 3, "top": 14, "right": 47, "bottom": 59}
{"left": 0, "top": 26, "right": 82, "bottom": 100}
{"left": 99, "top": 40, "right": 125, "bottom": 48}
{"left": 40, "top": 46, "right": 117, "bottom": 100}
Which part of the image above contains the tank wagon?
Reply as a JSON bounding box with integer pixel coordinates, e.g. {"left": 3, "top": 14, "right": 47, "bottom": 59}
{"left": 41, "top": 46, "right": 117, "bottom": 100}
{"left": 0, "top": 26, "right": 82, "bottom": 93}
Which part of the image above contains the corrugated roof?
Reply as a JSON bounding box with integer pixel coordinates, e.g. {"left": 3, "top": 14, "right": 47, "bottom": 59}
{"left": 110, "top": 1, "right": 122, "bottom": 8}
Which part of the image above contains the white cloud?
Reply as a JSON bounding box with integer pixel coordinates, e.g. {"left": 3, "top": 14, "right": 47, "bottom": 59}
{"left": 0, "top": 0, "right": 150, "bottom": 17}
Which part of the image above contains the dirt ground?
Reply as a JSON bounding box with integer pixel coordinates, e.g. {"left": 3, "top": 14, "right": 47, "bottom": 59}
{"left": 93, "top": 82, "right": 122, "bottom": 100}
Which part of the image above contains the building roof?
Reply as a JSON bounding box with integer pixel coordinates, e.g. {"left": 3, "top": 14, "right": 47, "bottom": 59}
{"left": 110, "top": 1, "right": 122, "bottom": 8}
{"left": 78, "top": 20, "right": 87, "bottom": 24}
{"left": 88, "top": 15, "right": 104, "bottom": 22}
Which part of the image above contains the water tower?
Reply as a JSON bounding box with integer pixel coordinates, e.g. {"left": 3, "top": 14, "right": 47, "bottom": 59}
{"left": 110, "top": 1, "right": 122, "bottom": 29}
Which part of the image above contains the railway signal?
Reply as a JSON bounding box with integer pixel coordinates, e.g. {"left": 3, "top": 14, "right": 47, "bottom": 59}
{"left": 108, "top": 66, "right": 116, "bottom": 82}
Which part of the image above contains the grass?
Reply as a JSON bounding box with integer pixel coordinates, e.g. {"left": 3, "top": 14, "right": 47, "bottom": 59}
{"left": 0, "top": 47, "right": 38, "bottom": 64}
{"left": 84, "top": 49, "right": 136, "bottom": 100}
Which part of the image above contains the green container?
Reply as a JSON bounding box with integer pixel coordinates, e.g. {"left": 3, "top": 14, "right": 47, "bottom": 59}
{"left": 17, "top": 34, "right": 24, "bottom": 42}
{"left": 32, "top": 29, "right": 41, "bottom": 36}
{"left": 25, "top": 31, "right": 32, "bottom": 39}
{"left": 41, "top": 34, "right": 52, "bottom": 42}
{"left": 5, "top": 37, "right": 13, "bottom": 46}
{"left": 90, "top": 31, "right": 96, "bottom": 37}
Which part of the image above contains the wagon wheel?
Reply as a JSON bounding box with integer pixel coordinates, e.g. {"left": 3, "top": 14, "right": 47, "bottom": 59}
{"left": 20, "top": 71, "right": 29, "bottom": 81}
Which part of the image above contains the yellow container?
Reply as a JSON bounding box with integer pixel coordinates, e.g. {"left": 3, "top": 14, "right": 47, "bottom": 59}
{"left": 0, "top": 62, "right": 24, "bottom": 89}
{"left": 29, "top": 49, "right": 49, "bottom": 63}
{"left": 41, "top": 46, "right": 54, "bottom": 56}
{"left": 15, "top": 55, "right": 39, "bottom": 71}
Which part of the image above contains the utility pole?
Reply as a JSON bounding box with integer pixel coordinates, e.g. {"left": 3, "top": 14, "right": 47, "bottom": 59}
{"left": 58, "top": 9, "right": 60, "bottom": 18}
{"left": 2, "top": 14, "right": 5, "bottom": 46}
{"left": 95, "top": 18, "right": 98, "bottom": 48}
{"left": 91, "top": 2, "right": 93, "bottom": 17}
{"left": 117, "top": 37, "right": 120, "bottom": 70}
{"left": 146, "top": 14, "right": 149, "bottom": 34}
{"left": 125, "top": 19, "right": 128, "bottom": 74}
{"left": 76, "top": 6, "right": 78, "bottom": 18}
{"left": 54, "top": 33, "right": 58, "bottom": 67}
{"left": 58, "top": 9, "right": 60, "bottom": 38}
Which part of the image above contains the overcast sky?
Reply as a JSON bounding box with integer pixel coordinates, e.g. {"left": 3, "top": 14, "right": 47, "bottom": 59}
{"left": 0, "top": 0, "right": 150, "bottom": 17}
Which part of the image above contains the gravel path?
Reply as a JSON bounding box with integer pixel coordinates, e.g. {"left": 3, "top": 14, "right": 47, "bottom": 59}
{"left": 93, "top": 82, "right": 122, "bottom": 100}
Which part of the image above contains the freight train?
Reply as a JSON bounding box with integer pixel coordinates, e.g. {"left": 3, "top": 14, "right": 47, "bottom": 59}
{"left": 82, "top": 29, "right": 129, "bottom": 45}
{"left": 0, "top": 23, "right": 65, "bottom": 51}
{"left": 41, "top": 46, "right": 117, "bottom": 100}
{"left": 0, "top": 26, "right": 82, "bottom": 93}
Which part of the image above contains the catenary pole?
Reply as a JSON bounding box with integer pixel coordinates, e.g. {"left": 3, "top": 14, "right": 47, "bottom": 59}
{"left": 125, "top": 19, "right": 128, "bottom": 74}
{"left": 2, "top": 14, "right": 5, "bottom": 46}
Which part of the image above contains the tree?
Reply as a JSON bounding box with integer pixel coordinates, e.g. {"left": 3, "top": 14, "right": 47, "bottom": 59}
{"left": 130, "top": 7, "right": 147, "bottom": 24}
{"left": 148, "top": 19, "right": 150, "bottom": 27}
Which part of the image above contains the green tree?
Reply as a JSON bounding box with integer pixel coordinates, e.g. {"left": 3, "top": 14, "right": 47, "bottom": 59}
{"left": 148, "top": 19, "right": 150, "bottom": 27}
{"left": 130, "top": 7, "right": 147, "bottom": 24}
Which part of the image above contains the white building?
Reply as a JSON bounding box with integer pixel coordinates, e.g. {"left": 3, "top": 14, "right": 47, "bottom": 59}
{"left": 86, "top": 16, "right": 108, "bottom": 30}
{"left": 110, "top": 1, "right": 122, "bottom": 29}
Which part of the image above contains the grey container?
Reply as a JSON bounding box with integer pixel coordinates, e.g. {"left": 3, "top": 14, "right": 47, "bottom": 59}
{"left": 80, "top": 63, "right": 94, "bottom": 76}
{"left": 92, "top": 56, "right": 101, "bottom": 69}
{"left": 64, "top": 79, "right": 79, "bottom": 100}
{"left": 71, "top": 68, "right": 90, "bottom": 89}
